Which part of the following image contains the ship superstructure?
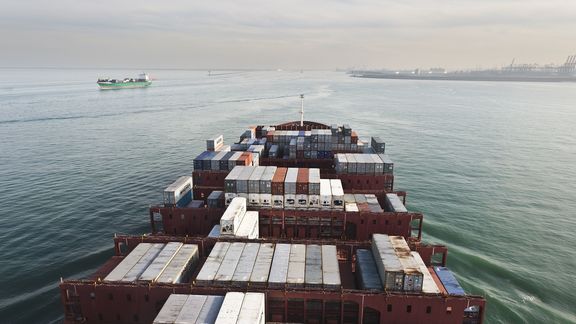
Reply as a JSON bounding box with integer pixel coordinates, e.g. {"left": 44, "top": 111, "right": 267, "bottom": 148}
{"left": 59, "top": 120, "right": 486, "bottom": 324}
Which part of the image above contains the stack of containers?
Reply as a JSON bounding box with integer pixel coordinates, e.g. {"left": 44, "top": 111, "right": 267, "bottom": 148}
{"left": 236, "top": 167, "right": 256, "bottom": 200}
{"left": 355, "top": 249, "right": 384, "bottom": 291}
{"left": 248, "top": 167, "right": 266, "bottom": 207}
{"left": 164, "top": 176, "right": 193, "bottom": 207}
{"left": 371, "top": 234, "right": 404, "bottom": 291}
{"left": 104, "top": 243, "right": 199, "bottom": 284}
{"left": 389, "top": 236, "right": 423, "bottom": 292}
{"left": 215, "top": 292, "right": 266, "bottom": 324}
{"left": 385, "top": 193, "right": 408, "bottom": 212}
{"left": 218, "top": 152, "right": 235, "bottom": 171}
{"left": 320, "top": 179, "right": 332, "bottom": 209}
{"left": 224, "top": 167, "right": 244, "bottom": 205}
{"left": 271, "top": 168, "right": 287, "bottom": 209}
{"left": 305, "top": 245, "right": 323, "bottom": 288}
{"left": 153, "top": 294, "right": 224, "bottom": 324}
{"left": 207, "top": 135, "right": 224, "bottom": 151}
{"left": 371, "top": 136, "right": 386, "bottom": 153}
{"left": 308, "top": 168, "right": 321, "bottom": 209}
{"left": 287, "top": 244, "right": 306, "bottom": 288}
{"left": 210, "top": 151, "right": 229, "bottom": 171}
{"left": 411, "top": 252, "right": 441, "bottom": 294}
{"left": 259, "top": 166, "right": 277, "bottom": 208}
{"left": 329, "top": 179, "right": 344, "bottom": 209}
{"left": 321, "top": 245, "right": 341, "bottom": 290}
{"left": 284, "top": 168, "right": 298, "bottom": 209}
{"left": 235, "top": 211, "right": 259, "bottom": 239}
{"left": 194, "top": 151, "right": 251, "bottom": 171}
{"left": 296, "top": 168, "right": 309, "bottom": 209}
{"left": 208, "top": 191, "right": 224, "bottom": 208}
{"left": 334, "top": 153, "right": 391, "bottom": 175}
{"left": 220, "top": 197, "right": 247, "bottom": 236}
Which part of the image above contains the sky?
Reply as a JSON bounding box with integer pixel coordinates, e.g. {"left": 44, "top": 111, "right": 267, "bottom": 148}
{"left": 1, "top": 0, "right": 575, "bottom": 70}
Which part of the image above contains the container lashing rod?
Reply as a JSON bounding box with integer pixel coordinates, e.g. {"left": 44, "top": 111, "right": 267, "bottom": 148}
{"left": 300, "top": 94, "right": 305, "bottom": 127}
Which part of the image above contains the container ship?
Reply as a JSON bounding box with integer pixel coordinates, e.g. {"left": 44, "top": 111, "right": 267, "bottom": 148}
{"left": 352, "top": 55, "right": 576, "bottom": 82}
{"left": 97, "top": 73, "right": 151, "bottom": 89}
{"left": 59, "top": 116, "right": 486, "bottom": 323}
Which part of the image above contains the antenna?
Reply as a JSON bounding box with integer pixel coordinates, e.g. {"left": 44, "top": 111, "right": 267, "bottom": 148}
{"left": 300, "top": 94, "right": 304, "bottom": 127}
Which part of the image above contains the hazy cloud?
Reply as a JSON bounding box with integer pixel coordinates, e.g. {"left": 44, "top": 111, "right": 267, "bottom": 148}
{"left": 1, "top": 0, "right": 575, "bottom": 68}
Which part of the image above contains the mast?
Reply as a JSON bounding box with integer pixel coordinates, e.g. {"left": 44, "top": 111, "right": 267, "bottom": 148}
{"left": 300, "top": 94, "right": 304, "bottom": 127}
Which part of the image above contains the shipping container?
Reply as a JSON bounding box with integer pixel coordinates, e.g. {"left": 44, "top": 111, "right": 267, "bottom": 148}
{"left": 219, "top": 152, "right": 236, "bottom": 170}
{"left": 308, "top": 194, "right": 320, "bottom": 209}
{"left": 271, "top": 167, "right": 288, "bottom": 195}
{"left": 121, "top": 243, "right": 165, "bottom": 282}
{"left": 227, "top": 152, "right": 243, "bottom": 170}
{"left": 345, "top": 202, "right": 359, "bottom": 212}
{"left": 236, "top": 293, "right": 266, "bottom": 324}
{"left": 224, "top": 166, "right": 244, "bottom": 194}
{"left": 378, "top": 154, "right": 394, "bottom": 173}
{"left": 259, "top": 166, "right": 277, "bottom": 194}
{"left": 208, "top": 190, "right": 224, "bottom": 208}
{"left": 296, "top": 194, "right": 308, "bottom": 209}
{"left": 308, "top": 168, "right": 321, "bottom": 195}
{"left": 372, "top": 234, "right": 404, "bottom": 291}
{"left": 284, "top": 168, "right": 298, "bottom": 194}
{"left": 434, "top": 266, "right": 466, "bottom": 296}
{"left": 157, "top": 244, "right": 200, "bottom": 284}
{"left": 248, "top": 166, "right": 266, "bottom": 193}
{"left": 284, "top": 194, "right": 296, "bottom": 209}
{"left": 321, "top": 245, "right": 341, "bottom": 289}
{"left": 235, "top": 167, "right": 255, "bottom": 194}
{"left": 329, "top": 179, "right": 344, "bottom": 209}
{"left": 211, "top": 151, "right": 229, "bottom": 171}
{"left": 320, "top": 179, "right": 332, "bottom": 209}
{"left": 214, "top": 292, "right": 244, "bottom": 324}
{"left": 196, "top": 242, "right": 230, "bottom": 286}
{"left": 235, "top": 211, "right": 259, "bottom": 239}
{"left": 260, "top": 193, "right": 272, "bottom": 208}
{"left": 207, "top": 135, "right": 224, "bottom": 151}
{"left": 249, "top": 243, "right": 274, "bottom": 285}
{"left": 371, "top": 136, "right": 385, "bottom": 153}
{"left": 355, "top": 249, "right": 384, "bottom": 291}
{"left": 287, "top": 244, "right": 306, "bottom": 287}
{"left": 224, "top": 193, "right": 237, "bottom": 206}
{"left": 385, "top": 193, "right": 408, "bottom": 212}
{"left": 104, "top": 243, "right": 153, "bottom": 282}
{"left": 411, "top": 252, "right": 441, "bottom": 294}
{"left": 208, "top": 225, "right": 221, "bottom": 238}
{"left": 296, "top": 168, "right": 309, "bottom": 194}
{"left": 152, "top": 294, "right": 189, "bottom": 324}
{"left": 305, "top": 245, "right": 323, "bottom": 288}
{"left": 220, "top": 197, "right": 247, "bottom": 235}
{"left": 268, "top": 243, "right": 290, "bottom": 288}
{"left": 164, "top": 176, "right": 193, "bottom": 206}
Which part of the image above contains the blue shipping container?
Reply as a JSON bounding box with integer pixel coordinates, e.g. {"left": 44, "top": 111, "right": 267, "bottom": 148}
{"left": 176, "top": 191, "right": 193, "bottom": 208}
{"left": 433, "top": 266, "right": 466, "bottom": 296}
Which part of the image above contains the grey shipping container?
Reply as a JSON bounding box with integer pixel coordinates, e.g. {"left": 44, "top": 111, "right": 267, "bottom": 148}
{"left": 156, "top": 244, "right": 200, "bottom": 284}
{"left": 284, "top": 168, "right": 298, "bottom": 194}
{"left": 248, "top": 166, "right": 266, "bottom": 193}
{"left": 268, "top": 243, "right": 291, "bottom": 288}
{"left": 287, "top": 244, "right": 306, "bottom": 287}
{"left": 356, "top": 249, "right": 384, "bottom": 291}
{"left": 195, "top": 242, "right": 230, "bottom": 286}
{"left": 321, "top": 245, "right": 341, "bottom": 289}
{"left": 249, "top": 243, "right": 275, "bottom": 285}
{"left": 259, "top": 166, "right": 277, "bottom": 194}
{"left": 231, "top": 243, "right": 260, "bottom": 286}
{"left": 214, "top": 242, "right": 246, "bottom": 285}
{"left": 224, "top": 167, "right": 244, "bottom": 193}
{"left": 305, "top": 245, "right": 323, "bottom": 288}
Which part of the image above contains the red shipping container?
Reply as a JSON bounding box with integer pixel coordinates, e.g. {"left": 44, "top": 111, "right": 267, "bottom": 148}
{"left": 296, "top": 168, "right": 309, "bottom": 194}
{"left": 272, "top": 167, "right": 288, "bottom": 195}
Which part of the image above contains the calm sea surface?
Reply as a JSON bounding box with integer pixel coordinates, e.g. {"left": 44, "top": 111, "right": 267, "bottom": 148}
{"left": 0, "top": 69, "right": 575, "bottom": 323}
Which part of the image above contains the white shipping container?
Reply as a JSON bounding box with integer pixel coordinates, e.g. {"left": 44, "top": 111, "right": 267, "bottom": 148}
{"left": 139, "top": 242, "right": 183, "bottom": 282}
{"left": 287, "top": 244, "right": 306, "bottom": 287}
{"left": 172, "top": 295, "right": 207, "bottom": 324}
{"left": 235, "top": 211, "right": 259, "bottom": 239}
{"left": 250, "top": 243, "right": 274, "bottom": 284}
{"left": 329, "top": 179, "right": 344, "bottom": 209}
{"left": 284, "top": 194, "right": 296, "bottom": 209}
{"left": 104, "top": 243, "right": 153, "bottom": 282}
{"left": 321, "top": 245, "right": 341, "bottom": 289}
{"left": 345, "top": 202, "right": 359, "bottom": 212}
{"left": 248, "top": 193, "right": 260, "bottom": 207}
{"left": 156, "top": 244, "right": 200, "bottom": 284}
{"left": 320, "top": 179, "right": 332, "bottom": 209}
{"left": 214, "top": 292, "right": 244, "bottom": 324}
{"left": 268, "top": 243, "right": 291, "bottom": 287}
{"left": 231, "top": 243, "right": 260, "bottom": 284}
{"left": 196, "top": 242, "right": 230, "bottom": 285}
{"left": 372, "top": 234, "right": 404, "bottom": 291}
{"left": 296, "top": 194, "right": 308, "bottom": 209}
{"left": 236, "top": 292, "right": 266, "bottom": 324}
{"left": 224, "top": 193, "right": 237, "bottom": 206}
{"left": 153, "top": 294, "right": 189, "bottom": 324}
{"left": 207, "top": 135, "right": 224, "bottom": 151}
{"left": 121, "top": 243, "right": 165, "bottom": 282}
{"left": 215, "top": 242, "right": 246, "bottom": 283}
{"left": 164, "top": 176, "right": 193, "bottom": 205}
{"left": 220, "top": 197, "right": 247, "bottom": 235}
{"left": 411, "top": 252, "right": 441, "bottom": 294}
{"left": 308, "top": 195, "right": 320, "bottom": 209}
{"left": 259, "top": 193, "right": 272, "bottom": 208}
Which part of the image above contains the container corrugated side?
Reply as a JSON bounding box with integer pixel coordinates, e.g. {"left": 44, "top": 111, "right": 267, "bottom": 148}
{"left": 268, "top": 243, "right": 290, "bottom": 288}
{"left": 214, "top": 242, "right": 246, "bottom": 285}
{"left": 371, "top": 234, "right": 404, "bottom": 291}
{"left": 321, "top": 245, "right": 341, "bottom": 289}
{"left": 104, "top": 243, "right": 153, "bottom": 282}
{"left": 250, "top": 243, "right": 274, "bottom": 285}
{"left": 385, "top": 193, "right": 407, "bottom": 212}
{"left": 284, "top": 168, "right": 299, "bottom": 194}
{"left": 164, "top": 176, "right": 193, "bottom": 205}
{"left": 236, "top": 292, "right": 266, "bottom": 324}
{"left": 259, "top": 166, "right": 277, "bottom": 194}
{"left": 411, "top": 252, "right": 441, "bottom": 294}
{"left": 224, "top": 167, "right": 244, "bottom": 193}
{"left": 231, "top": 243, "right": 260, "bottom": 286}
{"left": 152, "top": 294, "right": 188, "bottom": 324}
{"left": 138, "top": 242, "right": 183, "bottom": 282}
{"left": 329, "top": 179, "right": 344, "bottom": 208}
{"left": 156, "top": 244, "right": 200, "bottom": 284}
{"left": 355, "top": 249, "right": 383, "bottom": 291}
{"left": 220, "top": 197, "right": 247, "bottom": 236}
{"left": 214, "top": 292, "right": 244, "bottom": 324}
{"left": 121, "top": 243, "right": 165, "bottom": 282}
{"left": 320, "top": 179, "right": 332, "bottom": 209}
{"left": 195, "top": 242, "right": 230, "bottom": 286}
{"left": 248, "top": 166, "right": 266, "bottom": 193}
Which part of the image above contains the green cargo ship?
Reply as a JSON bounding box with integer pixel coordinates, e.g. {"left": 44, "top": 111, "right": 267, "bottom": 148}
{"left": 97, "top": 73, "right": 151, "bottom": 89}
